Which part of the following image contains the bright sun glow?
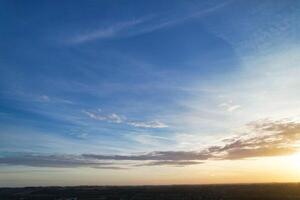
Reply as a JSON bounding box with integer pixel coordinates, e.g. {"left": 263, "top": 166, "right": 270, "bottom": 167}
{"left": 287, "top": 152, "right": 300, "bottom": 170}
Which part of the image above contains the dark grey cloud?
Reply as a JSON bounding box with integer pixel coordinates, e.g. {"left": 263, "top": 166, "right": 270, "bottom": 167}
{"left": 92, "top": 166, "right": 129, "bottom": 170}
{"left": 1, "top": 119, "right": 300, "bottom": 168}
{"left": 83, "top": 151, "right": 210, "bottom": 161}
{"left": 136, "top": 160, "right": 203, "bottom": 167}
{"left": 0, "top": 154, "right": 117, "bottom": 169}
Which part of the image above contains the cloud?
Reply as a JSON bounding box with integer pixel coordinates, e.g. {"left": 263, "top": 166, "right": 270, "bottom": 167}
{"left": 128, "top": 134, "right": 171, "bottom": 146}
{"left": 83, "top": 110, "right": 124, "bottom": 123}
{"left": 4, "top": 92, "right": 73, "bottom": 105}
{"left": 84, "top": 110, "right": 106, "bottom": 121}
{"left": 221, "top": 147, "right": 297, "bottom": 160}
{"left": 2, "top": 119, "right": 300, "bottom": 168}
{"left": 219, "top": 101, "right": 241, "bottom": 112}
{"left": 92, "top": 166, "right": 129, "bottom": 170}
{"left": 84, "top": 110, "right": 167, "bottom": 129}
{"left": 227, "top": 105, "right": 241, "bottom": 112}
{"left": 0, "top": 153, "right": 203, "bottom": 169}
{"left": 136, "top": 160, "right": 203, "bottom": 167}
{"left": 77, "top": 119, "right": 300, "bottom": 161}
{"left": 127, "top": 121, "right": 168, "bottom": 128}
{"left": 70, "top": 18, "right": 149, "bottom": 44}
{"left": 109, "top": 113, "right": 123, "bottom": 123}
{"left": 208, "top": 119, "right": 300, "bottom": 159}
{"left": 83, "top": 151, "right": 209, "bottom": 161}
{"left": 69, "top": 132, "right": 88, "bottom": 139}
{"left": 68, "top": 2, "right": 231, "bottom": 44}
{"left": 0, "top": 154, "right": 116, "bottom": 169}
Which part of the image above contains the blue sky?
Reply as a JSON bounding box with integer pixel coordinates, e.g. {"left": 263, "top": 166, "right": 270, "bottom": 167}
{"left": 1, "top": 0, "right": 300, "bottom": 186}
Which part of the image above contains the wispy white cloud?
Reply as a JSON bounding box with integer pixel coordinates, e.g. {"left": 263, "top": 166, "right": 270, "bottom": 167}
{"left": 69, "top": 132, "right": 88, "bottom": 139}
{"left": 69, "top": 17, "right": 150, "bottom": 44}
{"left": 127, "top": 134, "right": 171, "bottom": 146}
{"left": 127, "top": 121, "right": 168, "bottom": 128}
{"left": 68, "top": 1, "right": 232, "bottom": 44}
{"left": 37, "top": 95, "right": 74, "bottom": 104}
{"left": 2, "top": 91, "right": 73, "bottom": 105}
{"left": 83, "top": 110, "right": 124, "bottom": 123}
{"left": 83, "top": 109, "right": 168, "bottom": 129}
{"left": 219, "top": 101, "right": 241, "bottom": 112}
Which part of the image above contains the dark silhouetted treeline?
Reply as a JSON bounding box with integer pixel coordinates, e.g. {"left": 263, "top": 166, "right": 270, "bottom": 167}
{"left": 1, "top": 183, "right": 300, "bottom": 200}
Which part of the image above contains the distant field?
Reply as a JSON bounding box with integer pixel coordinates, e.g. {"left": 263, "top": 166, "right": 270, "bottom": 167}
{"left": 1, "top": 183, "right": 300, "bottom": 200}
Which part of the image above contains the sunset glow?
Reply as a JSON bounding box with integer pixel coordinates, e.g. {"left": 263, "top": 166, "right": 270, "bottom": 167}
{"left": 1, "top": 0, "right": 300, "bottom": 187}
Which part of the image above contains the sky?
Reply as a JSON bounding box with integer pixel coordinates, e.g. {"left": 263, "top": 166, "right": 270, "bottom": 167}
{"left": 1, "top": 0, "right": 300, "bottom": 187}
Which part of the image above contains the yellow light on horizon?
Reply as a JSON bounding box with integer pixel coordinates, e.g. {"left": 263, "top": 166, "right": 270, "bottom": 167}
{"left": 288, "top": 151, "right": 300, "bottom": 167}
{"left": 282, "top": 151, "right": 300, "bottom": 181}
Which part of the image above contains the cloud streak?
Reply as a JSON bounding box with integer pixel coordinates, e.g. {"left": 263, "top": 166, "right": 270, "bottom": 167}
{"left": 70, "top": 18, "right": 149, "bottom": 44}
{"left": 1, "top": 119, "right": 300, "bottom": 168}
{"left": 127, "top": 121, "right": 168, "bottom": 128}
{"left": 0, "top": 154, "right": 115, "bottom": 169}
{"left": 136, "top": 160, "right": 203, "bottom": 167}
{"left": 219, "top": 101, "right": 241, "bottom": 112}
{"left": 68, "top": 1, "right": 232, "bottom": 44}
{"left": 83, "top": 110, "right": 168, "bottom": 129}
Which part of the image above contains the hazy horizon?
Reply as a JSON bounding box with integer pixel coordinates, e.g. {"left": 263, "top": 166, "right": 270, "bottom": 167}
{"left": 1, "top": 0, "right": 300, "bottom": 187}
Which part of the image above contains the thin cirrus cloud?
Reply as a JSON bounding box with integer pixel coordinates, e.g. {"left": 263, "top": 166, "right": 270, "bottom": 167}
{"left": 69, "top": 16, "right": 153, "bottom": 44}
{"left": 127, "top": 134, "right": 171, "bottom": 146}
{"left": 127, "top": 121, "right": 168, "bottom": 128}
{"left": 83, "top": 110, "right": 168, "bottom": 129}
{"left": 1, "top": 119, "right": 299, "bottom": 169}
{"left": 68, "top": 1, "right": 232, "bottom": 44}
{"left": 70, "top": 19, "right": 143, "bottom": 43}
{"left": 219, "top": 101, "right": 241, "bottom": 112}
